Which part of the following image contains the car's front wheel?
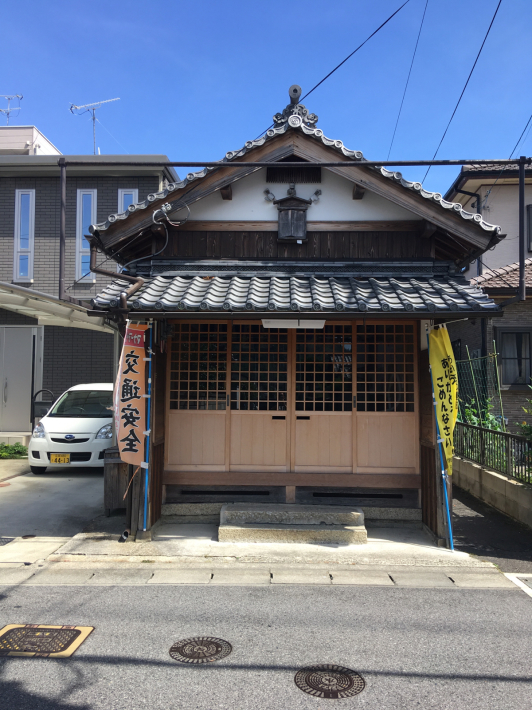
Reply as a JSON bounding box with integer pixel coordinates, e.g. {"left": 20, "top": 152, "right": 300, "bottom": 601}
{"left": 30, "top": 466, "right": 47, "bottom": 475}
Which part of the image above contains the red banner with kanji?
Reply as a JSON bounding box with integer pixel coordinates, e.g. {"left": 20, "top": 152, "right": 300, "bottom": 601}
{"left": 114, "top": 324, "right": 149, "bottom": 466}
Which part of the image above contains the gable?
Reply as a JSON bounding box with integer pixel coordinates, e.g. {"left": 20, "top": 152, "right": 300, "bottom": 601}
{"left": 182, "top": 168, "right": 421, "bottom": 223}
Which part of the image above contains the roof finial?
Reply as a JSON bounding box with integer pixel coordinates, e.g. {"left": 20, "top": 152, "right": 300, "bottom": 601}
{"left": 273, "top": 85, "right": 318, "bottom": 129}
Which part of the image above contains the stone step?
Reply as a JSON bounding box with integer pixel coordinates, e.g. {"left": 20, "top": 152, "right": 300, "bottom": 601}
{"left": 220, "top": 503, "right": 364, "bottom": 527}
{"left": 218, "top": 523, "right": 367, "bottom": 545}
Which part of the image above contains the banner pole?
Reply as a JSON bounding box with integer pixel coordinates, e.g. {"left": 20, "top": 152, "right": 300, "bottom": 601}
{"left": 427, "top": 329, "right": 454, "bottom": 551}
{"left": 142, "top": 322, "right": 153, "bottom": 532}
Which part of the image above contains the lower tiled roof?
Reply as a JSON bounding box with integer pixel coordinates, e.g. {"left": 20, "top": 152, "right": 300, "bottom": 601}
{"left": 93, "top": 271, "right": 499, "bottom": 314}
{"left": 472, "top": 258, "right": 532, "bottom": 289}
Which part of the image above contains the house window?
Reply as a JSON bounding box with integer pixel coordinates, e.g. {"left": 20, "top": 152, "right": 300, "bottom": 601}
{"left": 76, "top": 190, "right": 97, "bottom": 281}
{"left": 13, "top": 190, "right": 35, "bottom": 282}
{"left": 118, "top": 189, "right": 138, "bottom": 213}
{"left": 500, "top": 331, "right": 531, "bottom": 386}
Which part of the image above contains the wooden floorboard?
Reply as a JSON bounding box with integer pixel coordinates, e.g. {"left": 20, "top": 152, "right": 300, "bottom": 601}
{"left": 163, "top": 470, "right": 421, "bottom": 488}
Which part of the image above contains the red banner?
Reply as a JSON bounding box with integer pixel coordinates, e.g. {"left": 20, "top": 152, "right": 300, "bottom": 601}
{"left": 114, "top": 324, "right": 149, "bottom": 466}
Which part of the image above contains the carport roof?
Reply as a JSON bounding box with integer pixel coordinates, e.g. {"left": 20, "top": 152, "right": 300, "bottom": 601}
{"left": 0, "top": 282, "right": 115, "bottom": 333}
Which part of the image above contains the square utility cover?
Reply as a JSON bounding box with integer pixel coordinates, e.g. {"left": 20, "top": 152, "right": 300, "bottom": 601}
{"left": 0, "top": 624, "right": 94, "bottom": 658}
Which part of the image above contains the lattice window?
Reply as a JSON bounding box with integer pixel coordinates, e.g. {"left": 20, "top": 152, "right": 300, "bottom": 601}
{"left": 356, "top": 324, "right": 415, "bottom": 412}
{"left": 231, "top": 325, "right": 288, "bottom": 410}
{"left": 295, "top": 325, "right": 353, "bottom": 412}
{"left": 169, "top": 323, "right": 227, "bottom": 410}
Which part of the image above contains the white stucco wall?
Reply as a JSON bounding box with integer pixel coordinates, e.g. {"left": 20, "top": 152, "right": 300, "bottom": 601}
{"left": 462, "top": 183, "right": 532, "bottom": 274}
{"left": 182, "top": 168, "right": 421, "bottom": 223}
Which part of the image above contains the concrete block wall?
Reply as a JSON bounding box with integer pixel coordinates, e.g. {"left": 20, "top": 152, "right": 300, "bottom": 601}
{"left": 453, "top": 455, "right": 532, "bottom": 529}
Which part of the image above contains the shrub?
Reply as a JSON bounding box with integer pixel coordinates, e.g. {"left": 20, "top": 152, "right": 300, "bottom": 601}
{"left": 0, "top": 442, "right": 28, "bottom": 459}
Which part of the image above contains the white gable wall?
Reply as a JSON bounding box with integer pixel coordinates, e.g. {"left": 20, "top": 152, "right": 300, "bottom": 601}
{"left": 181, "top": 168, "right": 421, "bottom": 222}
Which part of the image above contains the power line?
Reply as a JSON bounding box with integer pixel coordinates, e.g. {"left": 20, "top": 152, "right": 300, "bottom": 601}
{"left": 422, "top": 0, "right": 503, "bottom": 182}
{"left": 482, "top": 111, "right": 532, "bottom": 210}
{"left": 254, "top": 0, "right": 411, "bottom": 140}
{"left": 387, "top": 0, "right": 429, "bottom": 161}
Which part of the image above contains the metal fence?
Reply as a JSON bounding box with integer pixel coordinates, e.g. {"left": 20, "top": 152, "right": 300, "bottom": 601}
{"left": 454, "top": 421, "right": 532, "bottom": 485}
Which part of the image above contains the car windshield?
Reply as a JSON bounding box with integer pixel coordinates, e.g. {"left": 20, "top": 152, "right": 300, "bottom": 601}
{"left": 48, "top": 390, "right": 113, "bottom": 418}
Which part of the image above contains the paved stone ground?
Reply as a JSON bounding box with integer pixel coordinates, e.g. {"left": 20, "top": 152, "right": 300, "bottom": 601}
{"left": 452, "top": 485, "right": 532, "bottom": 573}
{"left": 0, "top": 585, "right": 530, "bottom": 710}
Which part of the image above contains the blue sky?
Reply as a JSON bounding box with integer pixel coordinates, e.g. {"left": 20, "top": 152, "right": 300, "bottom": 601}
{"left": 4, "top": 0, "right": 532, "bottom": 194}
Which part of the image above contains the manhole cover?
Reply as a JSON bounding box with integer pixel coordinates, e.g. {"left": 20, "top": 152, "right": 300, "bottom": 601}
{"left": 0, "top": 538, "right": 14, "bottom": 546}
{"left": 519, "top": 577, "right": 532, "bottom": 590}
{"left": 0, "top": 624, "right": 94, "bottom": 658}
{"left": 169, "top": 636, "right": 232, "bottom": 664}
{"left": 294, "top": 664, "right": 365, "bottom": 699}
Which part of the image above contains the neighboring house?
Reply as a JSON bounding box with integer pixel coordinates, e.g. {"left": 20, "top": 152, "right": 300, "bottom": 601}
{"left": 445, "top": 164, "right": 532, "bottom": 430}
{"left": 88, "top": 86, "right": 502, "bottom": 541}
{"left": 445, "top": 162, "right": 532, "bottom": 275}
{"left": 0, "top": 125, "right": 177, "bottom": 439}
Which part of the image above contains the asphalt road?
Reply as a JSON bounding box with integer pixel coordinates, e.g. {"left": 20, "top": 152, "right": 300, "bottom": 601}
{"left": 0, "top": 584, "right": 530, "bottom": 710}
{"left": 0, "top": 469, "right": 104, "bottom": 538}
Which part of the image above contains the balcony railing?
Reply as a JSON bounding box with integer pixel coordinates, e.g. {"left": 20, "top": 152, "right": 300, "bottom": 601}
{"left": 454, "top": 421, "right": 532, "bottom": 485}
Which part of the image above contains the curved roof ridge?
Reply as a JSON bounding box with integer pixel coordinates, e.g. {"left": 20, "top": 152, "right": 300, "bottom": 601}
{"left": 90, "top": 122, "right": 501, "bottom": 237}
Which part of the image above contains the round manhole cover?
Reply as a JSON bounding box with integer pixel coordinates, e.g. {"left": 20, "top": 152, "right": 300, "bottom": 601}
{"left": 169, "top": 637, "right": 232, "bottom": 664}
{"left": 294, "top": 664, "right": 365, "bottom": 699}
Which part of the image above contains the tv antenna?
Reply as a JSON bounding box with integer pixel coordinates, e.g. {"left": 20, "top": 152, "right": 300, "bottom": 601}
{"left": 69, "top": 97, "right": 120, "bottom": 155}
{"left": 0, "top": 95, "right": 23, "bottom": 125}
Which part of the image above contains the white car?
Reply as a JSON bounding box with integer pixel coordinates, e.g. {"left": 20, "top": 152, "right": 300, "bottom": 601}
{"left": 29, "top": 383, "right": 114, "bottom": 474}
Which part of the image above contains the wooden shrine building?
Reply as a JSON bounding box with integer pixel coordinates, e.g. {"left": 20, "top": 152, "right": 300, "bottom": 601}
{"left": 89, "top": 86, "right": 503, "bottom": 540}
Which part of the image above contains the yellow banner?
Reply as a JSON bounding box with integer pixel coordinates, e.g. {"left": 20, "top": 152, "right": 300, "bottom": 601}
{"left": 114, "top": 324, "right": 149, "bottom": 466}
{"left": 429, "top": 325, "right": 458, "bottom": 475}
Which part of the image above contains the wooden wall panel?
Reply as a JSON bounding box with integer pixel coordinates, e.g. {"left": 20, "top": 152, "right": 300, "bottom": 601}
{"left": 149, "top": 441, "right": 164, "bottom": 525}
{"left": 164, "top": 231, "right": 432, "bottom": 260}
{"left": 294, "top": 414, "right": 352, "bottom": 471}
{"left": 230, "top": 413, "right": 288, "bottom": 470}
{"left": 421, "top": 443, "right": 438, "bottom": 534}
{"left": 166, "top": 411, "right": 226, "bottom": 469}
{"left": 356, "top": 413, "right": 417, "bottom": 472}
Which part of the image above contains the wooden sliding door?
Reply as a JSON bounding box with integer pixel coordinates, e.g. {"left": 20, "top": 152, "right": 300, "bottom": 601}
{"left": 355, "top": 322, "right": 418, "bottom": 473}
{"left": 229, "top": 324, "right": 289, "bottom": 471}
{"left": 167, "top": 323, "right": 228, "bottom": 470}
{"left": 293, "top": 325, "right": 353, "bottom": 472}
{"left": 165, "top": 320, "right": 419, "bottom": 477}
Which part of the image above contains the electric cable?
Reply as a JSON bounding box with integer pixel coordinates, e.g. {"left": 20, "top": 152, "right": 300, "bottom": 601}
{"left": 482, "top": 111, "right": 532, "bottom": 210}
{"left": 254, "top": 0, "right": 411, "bottom": 140}
{"left": 422, "top": 0, "right": 503, "bottom": 182}
{"left": 387, "top": 0, "right": 429, "bottom": 160}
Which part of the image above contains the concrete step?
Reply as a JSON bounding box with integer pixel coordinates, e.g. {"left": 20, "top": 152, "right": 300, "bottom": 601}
{"left": 220, "top": 503, "right": 364, "bottom": 527}
{"left": 218, "top": 504, "right": 367, "bottom": 544}
{"left": 218, "top": 523, "right": 367, "bottom": 545}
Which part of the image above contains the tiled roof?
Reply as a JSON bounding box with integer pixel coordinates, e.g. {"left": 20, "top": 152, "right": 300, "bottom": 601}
{"left": 472, "top": 258, "right": 532, "bottom": 289}
{"left": 93, "top": 270, "right": 498, "bottom": 314}
{"left": 463, "top": 163, "right": 532, "bottom": 173}
{"left": 89, "top": 124, "right": 501, "bottom": 237}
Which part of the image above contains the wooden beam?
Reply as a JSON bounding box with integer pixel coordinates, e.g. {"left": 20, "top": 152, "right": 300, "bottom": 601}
{"left": 163, "top": 470, "right": 421, "bottom": 488}
{"left": 419, "top": 220, "right": 437, "bottom": 239}
{"left": 171, "top": 220, "right": 422, "bottom": 232}
{"left": 220, "top": 185, "right": 232, "bottom": 200}
{"left": 352, "top": 184, "right": 366, "bottom": 200}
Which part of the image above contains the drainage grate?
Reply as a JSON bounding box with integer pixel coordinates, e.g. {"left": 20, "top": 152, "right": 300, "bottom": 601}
{"left": 0, "top": 538, "right": 14, "bottom": 546}
{"left": 169, "top": 637, "right": 232, "bottom": 664}
{"left": 294, "top": 664, "right": 365, "bottom": 699}
{"left": 0, "top": 624, "right": 94, "bottom": 658}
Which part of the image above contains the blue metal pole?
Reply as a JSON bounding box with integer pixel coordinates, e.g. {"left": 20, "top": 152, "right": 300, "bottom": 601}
{"left": 143, "top": 322, "right": 153, "bottom": 531}
{"left": 426, "top": 330, "right": 454, "bottom": 551}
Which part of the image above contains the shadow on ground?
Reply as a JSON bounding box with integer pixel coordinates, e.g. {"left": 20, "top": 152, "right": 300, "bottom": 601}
{"left": 452, "top": 484, "right": 532, "bottom": 573}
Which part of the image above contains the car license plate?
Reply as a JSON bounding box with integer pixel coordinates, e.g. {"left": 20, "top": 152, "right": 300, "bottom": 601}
{"left": 50, "top": 453, "right": 70, "bottom": 464}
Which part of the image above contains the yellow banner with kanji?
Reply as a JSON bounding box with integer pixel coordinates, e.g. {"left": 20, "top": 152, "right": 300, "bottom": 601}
{"left": 429, "top": 325, "right": 458, "bottom": 475}
{"left": 114, "top": 324, "right": 149, "bottom": 466}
